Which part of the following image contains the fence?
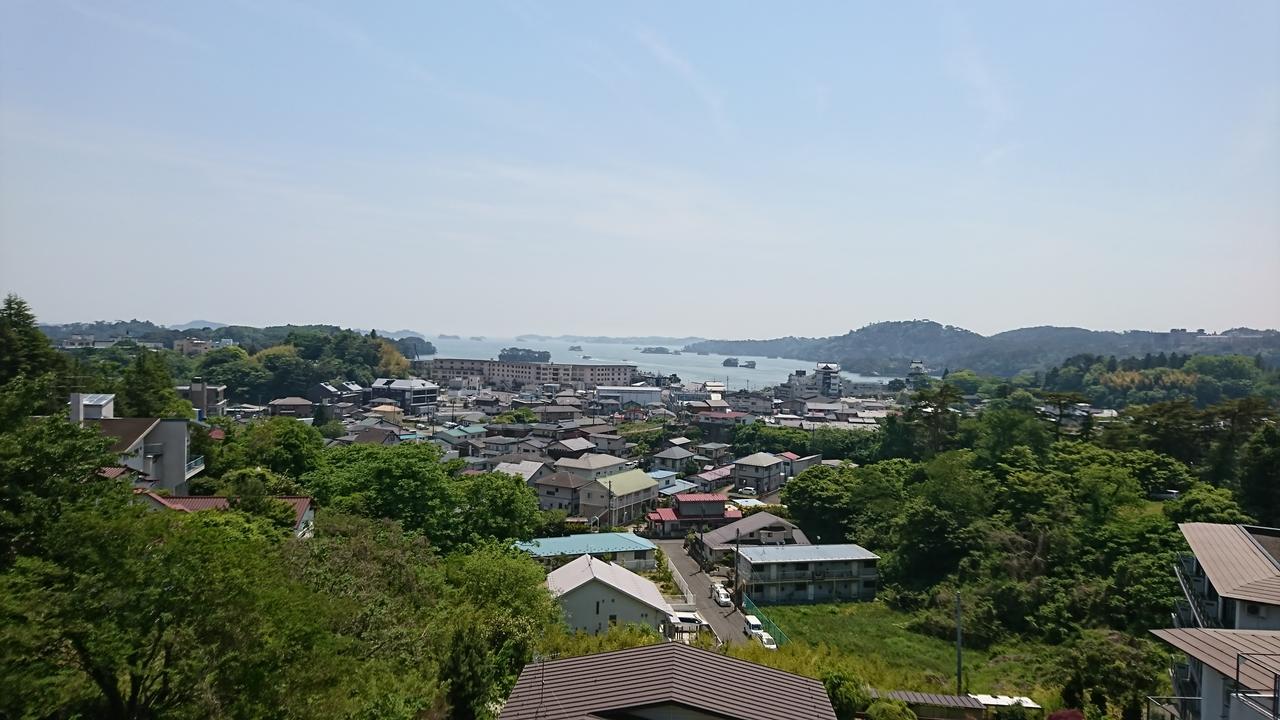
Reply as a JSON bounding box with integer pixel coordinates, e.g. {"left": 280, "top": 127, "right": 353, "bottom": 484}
{"left": 741, "top": 593, "right": 791, "bottom": 646}
{"left": 663, "top": 551, "right": 696, "bottom": 611}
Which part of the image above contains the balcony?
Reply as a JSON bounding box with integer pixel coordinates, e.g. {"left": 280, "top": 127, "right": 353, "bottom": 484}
{"left": 758, "top": 567, "right": 872, "bottom": 582}
{"left": 1174, "top": 557, "right": 1219, "bottom": 628}
{"left": 184, "top": 455, "right": 205, "bottom": 478}
{"left": 1146, "top": 696, "right": 1200, "bottom": 720}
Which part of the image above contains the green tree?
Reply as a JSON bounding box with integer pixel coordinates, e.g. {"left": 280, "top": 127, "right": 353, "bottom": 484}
{"left": 1164, "top": 484, "right": 1254, "bottom": 524}
{"left": 223, "top": 416, "right": 324, "bottom": 479}
{"left": 493, "top": 407, "right": 536, "bottom": 424}
{"left": 823, "top": 668, "right": 872, "bottom": 720}
{"left": 1057, "top": 630, "right": 1164, "bottom": 720}
{"left": 116, "top": 349, "right": 192, "bottom": 418}
{"left": 0, "top": 295, "right": 64, "bottom": 402}
{"left": 867, "top": 698, "right": 917, "bottom": 720}
{"left": 1238, "top": 424, "right": 1280, "bottom": 525}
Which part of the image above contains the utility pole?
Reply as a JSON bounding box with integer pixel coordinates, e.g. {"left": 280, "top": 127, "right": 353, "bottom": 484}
{"left": 955, "top": 591, "right": 963, "bottom": 696}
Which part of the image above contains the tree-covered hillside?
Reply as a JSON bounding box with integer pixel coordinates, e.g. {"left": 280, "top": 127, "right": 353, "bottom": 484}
{"left": 685, "top": 321, "right": 1280, "bottom": 377}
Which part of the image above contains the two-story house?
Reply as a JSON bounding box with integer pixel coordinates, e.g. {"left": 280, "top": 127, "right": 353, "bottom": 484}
{"left": 554, "top": 453, "right": 629, "bottom": 482}
{"left": 546, "top": 554, "right": 674, "bottom": 635}
{"left": 690, "top": 511, "right": 810, "bottom": 567}
{"left": 174, "top": 377, "right": 227, "bottom": 419}
{"left": 72, "top": 393, "right": 205, "bottom": 493}
{"left": 645, "top": 493, "right": 742, "bottom": 539}
{"left": 733, "top": 452, "right": 787, "bottom": 494}
{"left": 533, "top": 471, "right": 597, "bottom": 514}
{"left": 735, "top": 544, "right": 880, "bottom": 604}
{"left": 584, "top": 469, "right": 659, "bottom": 526}
{"left": 651, "top": 445, "right": 696, "bottom": 474}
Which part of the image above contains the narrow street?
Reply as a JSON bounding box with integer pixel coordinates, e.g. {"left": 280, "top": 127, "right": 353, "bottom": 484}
{"left": 657, "top": 540, "right": 747, "bottom": 646}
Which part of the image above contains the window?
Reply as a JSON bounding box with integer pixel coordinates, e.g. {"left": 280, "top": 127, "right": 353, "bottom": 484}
{"left": 595, "top": 601, "right": 600, "bottom": 614}
{"left": 608, "top": 615, "right": 617, "bottom": 625}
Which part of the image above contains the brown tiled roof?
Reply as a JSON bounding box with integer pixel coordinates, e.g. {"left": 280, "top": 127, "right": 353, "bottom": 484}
{"left": 1151, "top": 628, "right": 1280, "bottom": 692}
{"left": 1181, "top": 523, "right": 1280, "bottom": 604}
{"left": 142, "top": 492, "right": 313, "bottom": 528}
{"left": 499, "top": 642, "right": 836, "bottom": 720}
{"left": 87, "top": 417, "right": 160, "bottom": 453}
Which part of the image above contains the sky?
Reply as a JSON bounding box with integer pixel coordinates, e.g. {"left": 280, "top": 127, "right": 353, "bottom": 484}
{"left": 1, "top": 1, "right": 1278, "bottom": 339}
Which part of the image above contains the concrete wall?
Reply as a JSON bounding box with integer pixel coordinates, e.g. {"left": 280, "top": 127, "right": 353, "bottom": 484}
{"left": 150, "top": 420, "right": 193, "bottom": 493}
{"left": 557, "top": 580, "right": 665, "bottom": 634}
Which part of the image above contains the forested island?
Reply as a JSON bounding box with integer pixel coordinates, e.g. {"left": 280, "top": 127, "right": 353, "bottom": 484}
{"left": 497, "top": 347, "right": 551, "bottom": 363}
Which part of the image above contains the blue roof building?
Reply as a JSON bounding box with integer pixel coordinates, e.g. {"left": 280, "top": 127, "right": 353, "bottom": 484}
{"left": 513, "top": 532, "right": 658, "bottom": 570}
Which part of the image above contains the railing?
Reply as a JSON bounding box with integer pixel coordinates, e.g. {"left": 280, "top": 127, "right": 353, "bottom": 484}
{"left": 760, "top": 567, "right": 872, "bottom": 582}
{"left": 741, "top": 593, "right": 790, "bottom": 646}
{"left": 1173, "top": 559, "right": 1217, "bottom": 628}
{"left": 185, "top": 456, "right": 205, "bottom": 475}
{"left": 1146, "top": 696, "right": 1200, "bottom": 720}
{"left": 1235, "top": 654, "right": 1280, "bottom": 720}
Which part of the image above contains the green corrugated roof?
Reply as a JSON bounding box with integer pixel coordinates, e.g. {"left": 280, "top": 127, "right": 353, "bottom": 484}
{"left": 597, "top": 468, "right": 658, "bottom": 496}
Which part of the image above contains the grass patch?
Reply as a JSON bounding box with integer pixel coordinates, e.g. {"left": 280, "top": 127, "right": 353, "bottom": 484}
{"left": 763, "top": 602, "right": 1062, "bottom": 703}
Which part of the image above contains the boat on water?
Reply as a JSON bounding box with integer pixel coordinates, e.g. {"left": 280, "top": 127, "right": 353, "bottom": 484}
{"left": 696, "top": 351, "right": 709, "bottom": 356}
{"left": 568, "top": 345, "right": 582, "bottom": 351}
{"left": 722, "top": 357, "right": 739, "bottom": 367}
{"left": 581, "top": 355, "right": 592, "bottom": 359}
{"left": 742, "top": 360, "right": 757, "bottom": 369}
{"left": 438, "top": 334, "right": 460, "bottom": 339}
{"left": 672, "top": 351, "right": 682, "bottom": 355}
{"left": 469, "top": 336, "right": 485, "bottom": 341}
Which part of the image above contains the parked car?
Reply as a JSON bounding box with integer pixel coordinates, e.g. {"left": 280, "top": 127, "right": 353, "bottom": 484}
{"left": 713, "top": 586, "right": 732, "bottom": 607}
{"left": 758, "top": 632, "right": 778, "bottom": 650}
{"left": 737, "top": 486, "right": 757, "bottom": 496}
{"left": 743, "top": 615, "right": 763, "bottom": 638}
{"left": 669, "top": 613, "right": 709, "bottom": 633}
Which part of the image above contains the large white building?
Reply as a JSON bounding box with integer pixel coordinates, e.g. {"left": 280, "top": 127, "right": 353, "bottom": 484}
{"left": 426, "top": 358, "right": 635, "bottom": 388}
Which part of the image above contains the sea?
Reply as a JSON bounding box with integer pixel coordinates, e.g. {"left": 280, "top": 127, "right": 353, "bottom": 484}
{"left": 422, "top": 337, "right": 887, "bottom": 392}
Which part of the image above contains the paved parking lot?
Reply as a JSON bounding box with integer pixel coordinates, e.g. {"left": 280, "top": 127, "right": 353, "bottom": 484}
{"left": 658, "top": 540, "right": 747, "bottom": 646}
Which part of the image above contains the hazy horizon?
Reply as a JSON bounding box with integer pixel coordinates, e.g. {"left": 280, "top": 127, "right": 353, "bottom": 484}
{"left": 3, "top": 2, "right": 1278, "bottom": 337}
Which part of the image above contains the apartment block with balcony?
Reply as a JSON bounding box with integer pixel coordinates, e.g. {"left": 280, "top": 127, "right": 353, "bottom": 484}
{"left": 1173, "top": 523, "right": 1280, "bottom": 630}
{"left": 1149, "top": 628, "right": 1279, "bottom": 720}
{"left": 368, "top": 377, "right": 439, "bottom": 416}
{"left": 71, "top": 393, "right": 204, "bottom": 493}
{"left": 735, "top": 544, "right": 879, "bottom": 604}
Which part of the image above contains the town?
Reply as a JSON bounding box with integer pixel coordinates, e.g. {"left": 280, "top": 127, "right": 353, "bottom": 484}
{"left": 5, "top": 295, "right": 1279, "bottom": 720}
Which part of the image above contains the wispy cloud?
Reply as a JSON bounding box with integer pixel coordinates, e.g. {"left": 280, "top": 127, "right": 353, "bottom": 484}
{"left": 942, "top": 13, "right": 1009, "bottom": 132}
{"left": 634, "top": 27, "right": 731, "bottom": 138}
{"left": 61, "top": 0, "right": 210, "bottom": 51}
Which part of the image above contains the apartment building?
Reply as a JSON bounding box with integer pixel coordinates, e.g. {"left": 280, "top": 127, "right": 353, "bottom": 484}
{"left": 735, "top": 544, "right": 880, "bottom": 604}
{"left": 1172, "top": 523, "right": 1280, "bottom": 630}
{"left": 1150, "top": 628, "right": 1279, "bottom": 720}
{"left": 368, "top": 377, "right": 439, "bottom": 416}
{"left": 175, "top": 377, "right": 227, "bottom": 419}
{"left": 427, "top": 358, "right": 635, "bottom": 388}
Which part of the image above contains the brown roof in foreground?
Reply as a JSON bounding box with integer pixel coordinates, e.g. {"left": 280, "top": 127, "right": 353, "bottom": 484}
{"left": 1151, "top": 628, "right": 1280, "bottom": 692}
{"left": 498, "top": 642, "right": 836, "bottom": 720}
{"left": 142, "top": 492, "right": 313, "bottom": 528}
{"left": 87, "top": 417, "right": 161, "bottom": 453}
{"left": 1180, "top": 523, "right": 1280, "bottom": 604}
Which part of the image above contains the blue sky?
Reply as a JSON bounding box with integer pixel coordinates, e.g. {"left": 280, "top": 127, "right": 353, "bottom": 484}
{"left": 1, "top": 1, "right": 1277, "bottom": 337}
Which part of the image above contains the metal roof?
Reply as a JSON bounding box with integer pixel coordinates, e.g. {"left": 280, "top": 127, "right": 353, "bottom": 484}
{"left": 498, "top": 642, "right": 837, "bottom": 720}
{"left": 735, "top": 452, "right": 784, "bottom": 467}
{"left": 554, "top": 453, "right": 627, "bottom": 470}
{"left": 1180, "top": 523, "right": 1280, "bottom": 605}
{"left": 513, "top": 532, "right": 655, "bottom": 558}
{"left": 597, "top": 469, "right": 659, "bottom": 496}
{"left": 737, "top": 543, "right": 879, "bottom": 564}
{"left": 547, "top": 555, "right": 673, "bottom": 616}
{"left": 701, "top": 512, "right": 808, "bottom": 550}
{"left": 869, "top": 689, "right": 986, "bottom": 710}
{"left": 81, "top": 393, "right": 115, "bottom": 406}
{"left": 1151, "top": 628, "right": 1280, "bottom": 692}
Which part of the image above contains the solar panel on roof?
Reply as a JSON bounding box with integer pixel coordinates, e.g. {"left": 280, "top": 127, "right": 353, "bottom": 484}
{"left": 82, "top": 393, "right": 115, "bottom": 405}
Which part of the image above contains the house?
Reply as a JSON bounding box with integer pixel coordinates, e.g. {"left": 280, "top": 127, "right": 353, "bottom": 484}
{"left": 174, "top": 377, "right": 227, "bottom": 419}
{"left": 554, "top": 453, "right": 629, "bottom": 482}
{"left": 368, "top": 377, "right": 438, "bottom": 416}
{"left": 546, "top": 554, "right": 673, "bottom": 635}
{"left": 72, "top": 393, "right": 205, "bottom": 494}
{"left": 1173, "top": 523, "right": 1280, "bottom": 630}
{"left": 645, "top": 493, "right": 742, "bottom": 538}
{"left": 533, "top": 471, "right": 597, "bottom": 513}
{"left": 513, "top": 532, "right": 657, "bottom": 571}
{"left": 735, "top": 544, "right": 880, "bottom": 604}
{"left": 585, "top": 469, "right": 660, "bottom": 525}
{"left": 595, "top": 385, "right": 663, "bottom": 408}
{"left": 548, "top": 436, "right": 597, "bottom": 459}
{"left": 588, "top": 433, "right": 627, "bottom": 454}
{"left": 689, "top": 511, "right": 810, "bottom": 567}
{"left": 498, "top": 642, "right": 838, "bottom": 720}
{"left": 307, "top": 381, "right": 363, "bottom": 405}
{"left": 139, "top": 491, "right": 315, "bottom": 538}
{"left": 480, "top": 435, "right": 525, "bottom": 457}
{"left": 651, "top": 445, "right": 696, "bottom": 474}
{"left": 777, "top": 451, "right": 822, "bottom": 479}
{"left": 493, "top": 459, "right": 551, "bottom": 486}
{"left": 691, "top": 464, "right": 734, "bottom": 492}
{"left": 1150, "top": 628, "right": 1279, "bottom": 720}
{"left": 268, "top": 396, "right": 314, "bottom": 417}
{"left": 695, "top": 442, "right": 732, "bottom": 464}
{"left": 531, "top": 404, "right": 581, "bottom": 422}
{"left": 733, "top": 452, "right": 787, "bottom": 494}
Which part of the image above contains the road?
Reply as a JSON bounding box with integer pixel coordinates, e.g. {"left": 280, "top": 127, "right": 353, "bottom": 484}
{"left": 657, "top": 540, "right": 747, "bottom": 646}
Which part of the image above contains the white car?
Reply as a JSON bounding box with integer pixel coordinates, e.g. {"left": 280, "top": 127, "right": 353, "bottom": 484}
{"left": 713, "top": 586, "right": 732, "bottom": 607}
{"left": 737, "top": 486, "right": 757, "bottom": 496}
{"left": 743, "top": 615, "right": 763, "bottom": 638}
{"left": 669, "top": 613, "right": 709, "bottom": 633}
{"left": 758, "top": 632, "right": 778, "bottom": 650}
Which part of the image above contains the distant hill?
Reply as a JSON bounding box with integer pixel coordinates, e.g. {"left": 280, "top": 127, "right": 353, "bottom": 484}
{"left": 168, "top": 320, "right": 228, "bottom": 331}
{"left": 515, "top": 334, "right": 707, "bottom": 345}
{"left": 684, "top": 321, "right": 1280, "bottom": 377}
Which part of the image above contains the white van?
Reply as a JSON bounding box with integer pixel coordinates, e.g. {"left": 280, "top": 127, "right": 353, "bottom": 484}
{"left": 743, "top": 615, "right": 763, "bottom": 638}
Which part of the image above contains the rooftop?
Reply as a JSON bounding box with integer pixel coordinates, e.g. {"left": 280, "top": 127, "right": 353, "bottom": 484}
{"left": 676, "top": 493, "right": 729, "bottom": 503}
{"left": 735, "top": 452, "right": 783, "bottom": 467}
{"left": 701, "top": 512, "right": 808, "bottom": 550}
{"left": 554, "top": 453, "right": 628, "bottom": 470}
{"left": 546, "top": 554, "right": 672, "bottom": 616}
{"left": 1181, "top": 523, "right": 1280, "bottom": 605}
{"left": 653, "top": 446, "right": 696, "bottom": 460}
{"left": 738, "top": 543, "right": 879, "bottom": 564}
{"left": 1150, "top": 628, "right": 1280, "bottom": 692}
{"left": 499, "top": 642, "right": 837, "bottom": 720}
{"left": 87, "top": 417, "right": 161, "bottom": 453}
{"left": 513, "top": 532, "right": 656, "bottom": 558}
{"left": 597, "top": 468, "right": 660, "bottom": 496}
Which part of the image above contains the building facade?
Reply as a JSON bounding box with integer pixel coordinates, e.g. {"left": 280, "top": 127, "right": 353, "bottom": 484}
{"left": 735, "top": 544, "right": 880, "bottom": 604}
{"left": 427, "top": 358, "right": 635, "bottom": 388}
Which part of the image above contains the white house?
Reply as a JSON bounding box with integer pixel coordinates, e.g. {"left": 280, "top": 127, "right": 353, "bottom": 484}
{"left": 546, "top": 554, "right": 673, "bottom": 634}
